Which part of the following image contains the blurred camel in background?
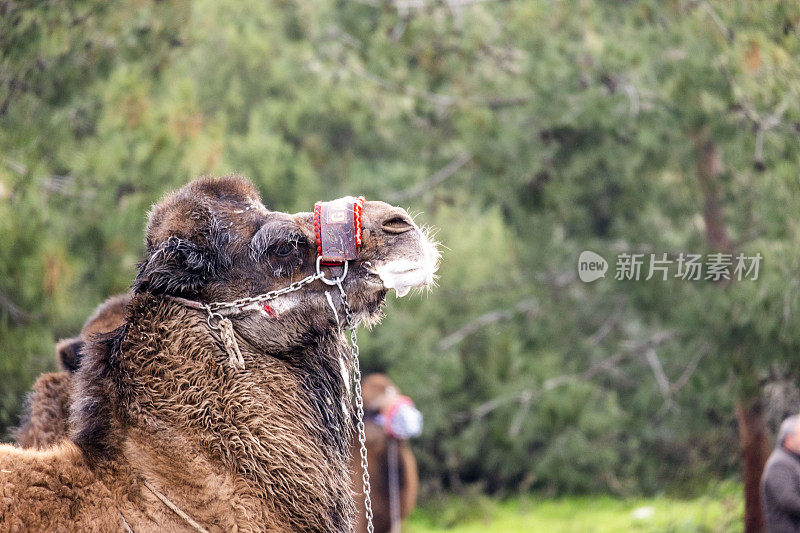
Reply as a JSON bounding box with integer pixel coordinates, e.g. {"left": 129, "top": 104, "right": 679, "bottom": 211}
{"left": 13, "top": 294, "right": 129, "bottom": 449}
{"left": 353, "top": 373, "right": 422, "bottom": 533}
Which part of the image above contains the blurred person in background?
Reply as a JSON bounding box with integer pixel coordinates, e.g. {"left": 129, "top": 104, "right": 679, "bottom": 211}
{"left": 761, "top": 415, "right": 800, "bottom": 532}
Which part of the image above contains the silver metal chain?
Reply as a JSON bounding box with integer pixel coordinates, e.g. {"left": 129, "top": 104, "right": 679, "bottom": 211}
{"left": 336, "top": 280, "right": 374, "bottom": 533}
{"left": 199, "top": 273, "right": 326, "bottom": 370}
{"left": 204, "top": 271, "right": 323, "bottom": 315}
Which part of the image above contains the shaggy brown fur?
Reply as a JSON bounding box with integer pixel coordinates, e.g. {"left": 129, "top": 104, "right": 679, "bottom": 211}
{"left": 16, "top": 348, "right": 419, "bottom": 532}
{"left": 13, "top": 294, "right": 130, "bottom": 449}
{"left": 11, "top": 373, "right": 72, "bottom": 451}
{"left": 352, "top": 374, "right": 420, "bottom": 533}
{"left": 1, "top": 176, "right": 438, "bottom": 532}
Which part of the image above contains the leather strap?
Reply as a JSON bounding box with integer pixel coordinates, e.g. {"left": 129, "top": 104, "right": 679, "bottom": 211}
{"left": 314, "top": 196, "right": 365, "bottom": 263}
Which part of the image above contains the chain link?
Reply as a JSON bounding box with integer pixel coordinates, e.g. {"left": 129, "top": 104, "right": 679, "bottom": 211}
{"left": 203, "top": 272, "right": 323, "bottom": 315}
{"left": 336, "top": 281, "right": 374, "bottom": 533}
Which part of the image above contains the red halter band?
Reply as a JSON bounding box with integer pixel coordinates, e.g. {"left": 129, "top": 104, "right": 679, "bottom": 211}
{"left": 314, "top": 196, "right": 365, "bottom": 264}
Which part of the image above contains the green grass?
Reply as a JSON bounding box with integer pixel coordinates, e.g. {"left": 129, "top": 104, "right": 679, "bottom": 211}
{"left": 406, "top": 483, "right": 743, "bottom": 533}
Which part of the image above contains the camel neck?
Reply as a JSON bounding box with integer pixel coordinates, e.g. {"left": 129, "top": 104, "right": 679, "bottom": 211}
{"left": 87, "top": 294, "right": 357, "bottom": 532}
{"left": 111, "top": 429, "right": 246, "bottom": 531}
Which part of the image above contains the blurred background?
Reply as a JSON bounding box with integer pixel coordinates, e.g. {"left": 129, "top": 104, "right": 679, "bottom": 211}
{"left": 1, "top": 1, "right": 799, "bottom": 531}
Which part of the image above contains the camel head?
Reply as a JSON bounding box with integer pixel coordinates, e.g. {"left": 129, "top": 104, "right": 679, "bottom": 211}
{"left": 132, "top": 175, "right": 439, "bottom": 355}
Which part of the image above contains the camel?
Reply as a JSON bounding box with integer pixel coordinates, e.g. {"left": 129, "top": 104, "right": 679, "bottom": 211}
{"left": 13, "top": 294, "right": 130, "bottom": 449}
{"left": 352, "top": 374, "right": 420, "bottom": 533}
{"left": 0, "top": 175, "right": 439, "bottom": 532}
{"left": 14, "top": 309, "right": 420, "bottom": 533}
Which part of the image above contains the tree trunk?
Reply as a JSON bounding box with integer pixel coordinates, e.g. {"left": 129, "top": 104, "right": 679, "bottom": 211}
{"left": 735, "top": 396, "right": 771, "bottom": 533}
{"left": 693, "top": 129, "right": 768, "bottom": 531}
{"left": 692, "top": 128, "right": 732, "bottom": 253}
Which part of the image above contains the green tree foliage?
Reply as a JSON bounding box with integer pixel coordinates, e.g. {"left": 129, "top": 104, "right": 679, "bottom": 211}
{"left": 1, "top": 0, "right": 799, "bottom": 503}
{"left": 0, "top": 0, "right": 190, "bottom": 429}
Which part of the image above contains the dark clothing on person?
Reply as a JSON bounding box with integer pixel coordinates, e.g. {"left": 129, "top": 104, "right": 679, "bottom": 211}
{"left": 761, "top": 446, "right": 800, "bottom": 532}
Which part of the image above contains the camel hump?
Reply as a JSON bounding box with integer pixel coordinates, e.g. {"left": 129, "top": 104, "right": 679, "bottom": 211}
{"left": 13, "top": 372, "right": 72, "bottom": 449}
{"left": 0, "top": 442, "right": 119, "bottom": 530}
{"left": 79, "top": 293, "right": 130, "bottom": 344}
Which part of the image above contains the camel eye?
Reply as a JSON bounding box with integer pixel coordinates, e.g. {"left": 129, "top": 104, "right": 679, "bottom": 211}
{"left": 273, "top": 242, "right": 294, "bottom": 257}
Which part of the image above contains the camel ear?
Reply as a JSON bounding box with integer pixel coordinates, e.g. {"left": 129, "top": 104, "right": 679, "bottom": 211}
{"left": 57, "top": 337, "right": 84, "bottom": 373}
{"left": 132, "top": 236, "right": 217, "bottom": 297}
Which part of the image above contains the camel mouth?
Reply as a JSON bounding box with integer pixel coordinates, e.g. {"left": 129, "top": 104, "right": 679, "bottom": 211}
{"left": 374, "top": 263, "right": 430, "bottom": 298}
{"left": 369, "top": 229, "right": 440, "bottom": 298}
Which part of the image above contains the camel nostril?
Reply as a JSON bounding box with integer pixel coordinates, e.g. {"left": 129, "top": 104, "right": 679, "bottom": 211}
{"left": 381, "top": 216, "right": 414, "bottom": 234}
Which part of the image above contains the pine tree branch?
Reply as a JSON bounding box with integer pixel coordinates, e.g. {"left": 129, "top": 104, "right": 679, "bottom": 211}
{"left": 438, "top": 298, "right": 538, "bottom": 350}
{"left": 388, "top": 152, "right": 472, "bottom": 203}
{"left": 0, "top": 291, "right": 31, "bottom": 325}
{"left": 670, "top": 343, "right": 711, "bottom": 393}
{"left": 460, "top": 330, "right": 676, "bottom": 423}
{"left": 588, "top": 298, "right": 626, "bottom": 346}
